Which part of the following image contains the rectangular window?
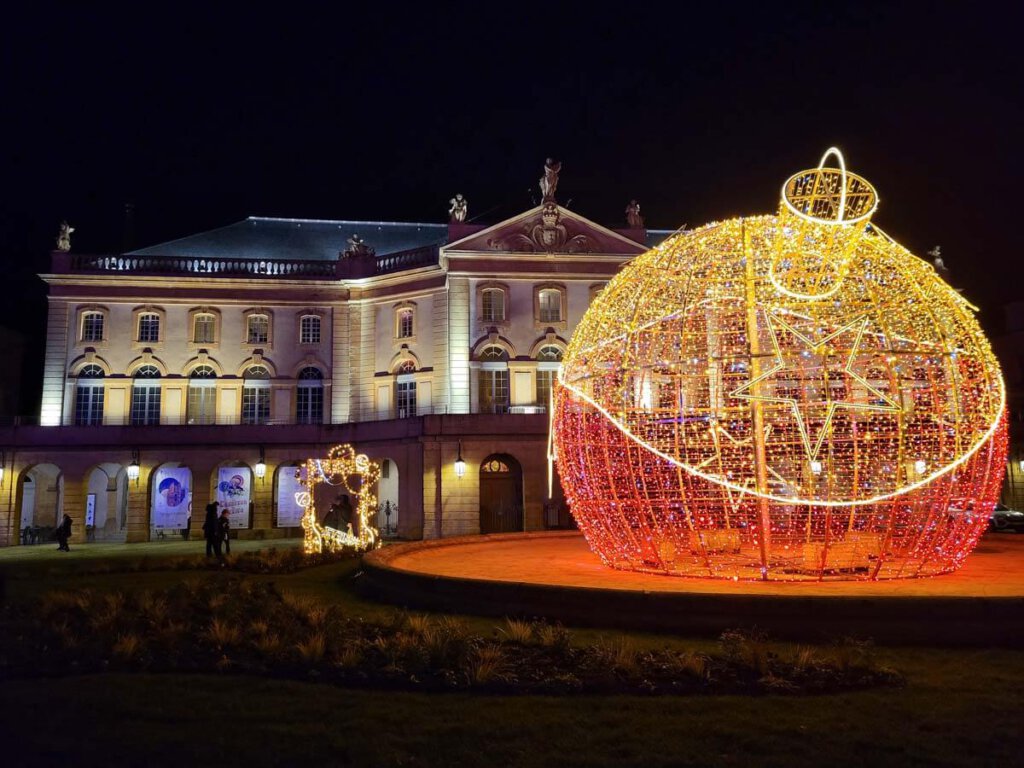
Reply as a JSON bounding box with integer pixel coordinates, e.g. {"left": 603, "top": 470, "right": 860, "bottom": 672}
{"left": 241, "top": 386, "right": 271, "bottom": 424}
{"left": 536, "top": 369, "right": 556, "bottom": 407}
{"left": 187, "top": 385, "right": 217, "bottom": 425}
{"left": 396, "top": 380, "right": 417, "bottom": 417}
{"left": 194, "top": 315, "right": 215, "bottom": 344}
{"left": 75, "top": 385, "right": 104, "bottom": 425}
{"left": 482, "top": 291, "right": 505, "bottom": 322}
{"left": 138, "top": 314, "right": 160, "bottom": 343}
{"left": 539, "top": 290, "right": 561, "bottom": 322}
{"left": 247, "top": 315, "right": 269, "bottom": 345}
{"left": 398, "top": 310, "right": 414, "bottom": 339}
{"left": 300, "top": 316, "right": 321, "bottom": 344}
{"left": 130, "top": 385, "right": 161, "bottom": 426}
{"left": 479, "top": 369, "right": 510, "bottom": 414}
{"left": 296, "top": 385, "right": 323, "bottom": 424}
{"left": 82, "top": 313, "right": 104, "bottom": 342}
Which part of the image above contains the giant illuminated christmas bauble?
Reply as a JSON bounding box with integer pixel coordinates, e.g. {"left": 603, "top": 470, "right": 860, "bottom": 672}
{"left": 553, "top": 149, "right": 1007, "bottom": 580}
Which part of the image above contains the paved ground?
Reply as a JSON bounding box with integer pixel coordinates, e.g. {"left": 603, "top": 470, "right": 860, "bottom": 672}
{"left": 380, "top": 531, "right": 1024, "bottom": 597}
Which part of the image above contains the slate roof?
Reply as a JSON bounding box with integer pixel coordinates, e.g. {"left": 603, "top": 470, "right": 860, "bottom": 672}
{"left": 129, "top": 217, "right": 448, "bottom": 262}
{"left": 127, "top": 215, "right": 678, "bottom": 263}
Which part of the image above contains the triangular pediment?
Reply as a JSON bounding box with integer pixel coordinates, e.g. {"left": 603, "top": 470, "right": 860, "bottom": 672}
{"left": 444, "top": 204, "right": 647, "bottom": 256}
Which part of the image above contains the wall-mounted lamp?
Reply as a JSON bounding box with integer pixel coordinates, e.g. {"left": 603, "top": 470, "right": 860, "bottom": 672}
{"left": 1018, "top": 459, "right": 1024, "bottom": 473}
{"left": 0, "top": 449, "right": 6, "bottom": 485}
{"left": 126, "top": 449, "right": 141, "bottom": 484}
{"left": 454, "top": 440, "right": 466, "bottom": 478}
{"left": 254, "top": 446, "right": 267, "bottom": 481}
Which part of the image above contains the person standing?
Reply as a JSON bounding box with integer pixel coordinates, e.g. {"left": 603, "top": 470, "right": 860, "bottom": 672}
{"left": 55, "top": 514, "right": 73, "bottom": 552}
{"left": 203, "top": 501, "right": 219, "bottom": 558}
{"left": 217, "top": 507, "right": 231, "bottom": 559}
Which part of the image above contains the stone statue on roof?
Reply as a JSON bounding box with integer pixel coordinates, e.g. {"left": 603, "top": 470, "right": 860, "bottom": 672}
{"left": 928, "top": 245, "right": 946, "bottom": 272}
{"left": 56, "top": 221, "right": 74, "bottom": 252}
{"left": 448, "top": 193, "right": 468, "bottom": 223}
{"left": 625, "top": 200, "right": 644, "bottom": 229}
{"left": 539, "top": 158, "right": 561, "bottom": 202}
{"left": 345, "top": 233, "right": 375, "bottom": 259}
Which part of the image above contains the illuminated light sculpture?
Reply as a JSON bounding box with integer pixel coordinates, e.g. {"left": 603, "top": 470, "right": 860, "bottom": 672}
{"left": 298, "top": 444, "right": 381, "bottom": 554}
{"left": 553, "top": 148, "right": 1007, "bottom": 581}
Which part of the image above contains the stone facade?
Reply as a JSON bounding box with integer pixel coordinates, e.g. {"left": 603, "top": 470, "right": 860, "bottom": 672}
{"left": 0, "top": 201, "right": 668, "bottom": 546}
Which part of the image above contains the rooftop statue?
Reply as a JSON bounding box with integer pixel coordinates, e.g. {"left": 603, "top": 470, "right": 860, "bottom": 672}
{"left": 448, "top": 193, "right": 468, "bottom": 223}
{"left": 539, "top": 158, "right": 561, "bottom": 202}
{"left": 56, "top": 221, "right": 74, "bottom": 252}
{"left": 625, "top": 199, "right": 644, "bottom": 229}
{"left": 929, "top": 245, "right": 947, "bottom": 272}
{"left": 345, "top": 233, "right": 375, "bottom": 258}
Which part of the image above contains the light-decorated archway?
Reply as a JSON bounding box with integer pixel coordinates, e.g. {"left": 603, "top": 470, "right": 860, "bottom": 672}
{"left": 296, "top": 444, "right": 381, "bottom": 554}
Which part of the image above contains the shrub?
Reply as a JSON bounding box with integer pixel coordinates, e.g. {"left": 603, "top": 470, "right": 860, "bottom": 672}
{"left": 295, "top": 633, "right": 327, "bottom": 664}
{"left": 112, "top": 633, "right": 143, "bottom": 661}
{"left": 498, "top": 618, "right": 535, "bottom": 645}
{"left": 205, "top": 618, "right": 241, "bottom": 649}
{"left": 466, "top": 644, "right": 508, "bottom": 686}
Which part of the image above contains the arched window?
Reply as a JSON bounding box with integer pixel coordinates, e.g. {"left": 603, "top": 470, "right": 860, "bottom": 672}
{"left": 478, "top": 345, "right": 509, "bottom": 414}
{"left": 395, "top": 361, "right": 417, "bottom": 418}
{"left": 296, "top": 367, "right": 323, "bottom": 424}
{"left": 242, "top": 365, "right": 271, "bottom": 424}
{"left": 187, "top": 365, "right": 217, "bottom": 425}
{"left": 81, "top": 312, "right": 105, "bottom": 343}
{"left": 75, "top": 364, "right": 105, "bottom": 425}
{"left": 247, "top": 314, "right": 270, "bottom": 345}
{"left": 138, "top": 313, "right": 161, "bottom": 343}
{"left": 481, "top": 288, "right": 505, "bottom": 322}
{"left": 300, "top": 315, "right": 321, "bottom": 345}
{"left": 130, "top": 365, "right": 161, "bottom": 425}
{"left": 193, "top": 313, "right": 216, "bottom": 344}
{"left": 535, "top": 345, "right": 563, "bottom": 407}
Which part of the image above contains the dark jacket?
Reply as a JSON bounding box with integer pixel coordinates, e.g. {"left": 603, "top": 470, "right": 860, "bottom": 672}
{"left": 58, "top": 517, "right": 72, "bottom": 538}
{"left": 217, "top": 515, "right": 230, "bottom": 541}
{"left": 202, "top": 507, "right": 218, "bottom": 538}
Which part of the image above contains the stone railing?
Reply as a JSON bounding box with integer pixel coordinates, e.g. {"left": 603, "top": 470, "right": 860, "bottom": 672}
{"left": 375, "top": 245, "right": 439, "bottom": 275}
{"left": 64, "top": 253, "right": 341, "bottom": 279}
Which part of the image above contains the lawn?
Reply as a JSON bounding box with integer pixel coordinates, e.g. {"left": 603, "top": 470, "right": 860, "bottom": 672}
{"left": 0, "top": 542, "right": 1021, "bottom": 767}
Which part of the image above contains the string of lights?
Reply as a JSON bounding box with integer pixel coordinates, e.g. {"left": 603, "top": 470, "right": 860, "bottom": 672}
{"left": 552, "top": 149, "right": 1007, "bottom": 581}
{"left": 298, "top": 444, "right": 381, "bottom": 554}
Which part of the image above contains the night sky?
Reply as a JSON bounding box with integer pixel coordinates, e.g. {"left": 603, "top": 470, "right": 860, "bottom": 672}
{"left": 2, "top": 3, "right": 1020, "bottom": 414}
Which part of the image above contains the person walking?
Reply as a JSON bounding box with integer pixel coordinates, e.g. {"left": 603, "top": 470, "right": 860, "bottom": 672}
{"left": 217, "top": 507, "right": 231, "bottom": 560}
{"left": 55, "top": 514, "right": 73, "bottom": 552}
{"left": 203, "top": 501, "right": 219, "bottom": 558}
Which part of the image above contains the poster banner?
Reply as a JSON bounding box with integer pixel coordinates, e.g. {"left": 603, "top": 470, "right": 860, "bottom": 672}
{"left": 276, "top": 467, "right": 306, "bottom": 528}
{"left": 153, "top": 467, "right": 192, "bottom": 529}
{"left": 217, "top": 467, "right": 252, "bottom": 529}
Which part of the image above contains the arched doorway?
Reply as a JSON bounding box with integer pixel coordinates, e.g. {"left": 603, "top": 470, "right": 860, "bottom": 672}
{"left": 376, "top": 458, "right": 399, "bottom": 538}
{"left": 479, "top": 454, "right": 523, "bottom": 534}
{"left": 17, "top": 464, "right": 64, "bottom": 544}
{"left": 85, "top": 463, "right": 129, "bottom": 542}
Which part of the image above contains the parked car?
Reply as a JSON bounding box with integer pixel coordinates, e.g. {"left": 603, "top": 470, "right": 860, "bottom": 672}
{"left": 990, "top": 503, "right": 1024, "bottom": 532}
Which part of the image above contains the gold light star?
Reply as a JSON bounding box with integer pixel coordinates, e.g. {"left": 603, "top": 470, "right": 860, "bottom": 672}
{"left": 729, "top": 311, "right": 901, "bottom": 463}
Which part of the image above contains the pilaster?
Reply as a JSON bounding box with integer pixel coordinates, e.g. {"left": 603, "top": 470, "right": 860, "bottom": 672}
{"left": 448, "top": 278, "right": 470, "bottom": 414}
{"left": 40, "top": 299, "right": 69, "bottom": 426}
